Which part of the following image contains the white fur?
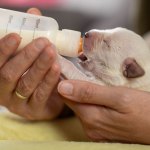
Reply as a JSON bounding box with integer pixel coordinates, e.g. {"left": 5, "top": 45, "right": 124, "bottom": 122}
{"left": 59, "top": 28, "right": 150, "bottom": 92}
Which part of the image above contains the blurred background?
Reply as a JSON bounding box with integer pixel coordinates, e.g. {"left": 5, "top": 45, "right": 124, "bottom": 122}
{"left": 0, "top": 0, "right": 149, "bottom": 36}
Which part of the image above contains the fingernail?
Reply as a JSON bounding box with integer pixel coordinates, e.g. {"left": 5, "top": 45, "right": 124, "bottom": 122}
{"left": 58, "top": 82, "right": 73, "bottom": 95}
{"left": 35, "top": 38, "right": 47, "bottom": 50}
{"left": 27, "top": 8, "right": 41, "bottom": 15}
{"left": 6, "top": 36, "right": 18, "bottom": 46}
{"left": 28, "top": 10, "right": 37, "bottom": 14}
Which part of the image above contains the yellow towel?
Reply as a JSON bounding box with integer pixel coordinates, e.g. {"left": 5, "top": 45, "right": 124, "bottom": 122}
{"left": 0, "top": 141, "right": 150, "bottom": 150}
{"left": 0, "top": 111, "right": 149, "bottom": 150}
{"left": 0, "top": 111, "right": 87, "bottom": 141}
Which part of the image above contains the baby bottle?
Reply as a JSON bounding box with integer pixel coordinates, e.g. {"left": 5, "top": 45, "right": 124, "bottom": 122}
{"left": 0, "top": 8, "right": 82, "bottom": 57}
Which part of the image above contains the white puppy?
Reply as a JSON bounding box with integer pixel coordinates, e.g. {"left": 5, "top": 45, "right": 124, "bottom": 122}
{"left": 59, "top": 28, "right": 150, "bottom": 92}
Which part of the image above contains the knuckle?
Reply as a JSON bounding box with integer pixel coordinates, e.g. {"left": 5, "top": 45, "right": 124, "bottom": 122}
{"left": 79, "top": 85, "right": 93, "bottom": 102}
{"left": 109, "top": 88, "right": 132, "bottom": 113}
{"left": 22, "top": 47, "right": 34, "bottom": 60}
{"left": 33, "top": 88, "right": 46, "bottom": 103}
{"left": 17, "top": 78, "right": 32, "bottom": 95}
{"left": 0, "top": 69, "right": 14, "bottom": 83}
{"left": 35, "top": 58, "right": 46, "bottom": 71}
{"left": 43, "top": 76, "right": 52, "bottom": 87}
{"left": 118, "top": 92, "right": 131, "bottom": 109}
{"left": 51, "top": 64, "right": 60, "bottom": 75}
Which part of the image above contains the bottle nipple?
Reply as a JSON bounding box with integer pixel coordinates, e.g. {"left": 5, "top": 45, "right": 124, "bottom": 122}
{"left": 78, "top": 38, "right": 83, "bottom": 54}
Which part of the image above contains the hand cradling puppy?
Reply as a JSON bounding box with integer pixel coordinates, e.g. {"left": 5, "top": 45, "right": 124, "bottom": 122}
{"left": 60, "top": 28, "right": 150, "bottom": 92}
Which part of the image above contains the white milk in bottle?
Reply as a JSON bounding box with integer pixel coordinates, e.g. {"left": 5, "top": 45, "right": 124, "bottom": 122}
{"left": 0, "top": 8, "right": 82, "bottom": 57}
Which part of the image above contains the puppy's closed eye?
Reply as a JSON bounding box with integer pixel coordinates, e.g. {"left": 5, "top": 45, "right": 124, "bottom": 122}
{"left": 102, "top": 38, "right": 110, "bottom": 49}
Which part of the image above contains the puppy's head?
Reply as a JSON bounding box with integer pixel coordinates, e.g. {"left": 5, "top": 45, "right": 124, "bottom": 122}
{"left": 79, "top": 28, "right": 150, "bottom": 86}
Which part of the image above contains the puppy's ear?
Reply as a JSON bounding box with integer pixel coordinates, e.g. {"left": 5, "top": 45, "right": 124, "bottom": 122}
{"left": 122, "top": 57, "right": 145, "bottom": 78}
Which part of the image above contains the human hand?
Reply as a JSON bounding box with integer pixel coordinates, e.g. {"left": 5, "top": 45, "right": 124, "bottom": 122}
{"left": 0, "top": 8, "right": 65, "bottom": 120}
{"left": 58, "top": 80, "right": 150, "bottom": 144}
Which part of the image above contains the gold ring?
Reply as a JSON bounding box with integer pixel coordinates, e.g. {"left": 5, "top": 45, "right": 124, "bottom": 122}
{"left": 15, "top": 91, "right": 27, "bottom": 100}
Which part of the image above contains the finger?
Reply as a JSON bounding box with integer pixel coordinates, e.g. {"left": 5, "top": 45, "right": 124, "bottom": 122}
{"left": 27, "top": 8, "right": 42, "bottom": 16}
{"left": 13, "top": 45, "right": 56, "bottom": 102}
{"left": 29, "top": 63, "right": 60, "bottom": 110}
{"left": 0, "top": 38, "right": 50, "bottom": 91}
{"left": 0, "top": 33, "right": 21, "bottom": 68}
{"left": 58, "top": 80, "right": 126, "bottom": 110}
{"left": 63, "top": 99, "right": 110, "bottom": 128}
{"left": 64, "top": 99, "right": 95, "bottom": 119}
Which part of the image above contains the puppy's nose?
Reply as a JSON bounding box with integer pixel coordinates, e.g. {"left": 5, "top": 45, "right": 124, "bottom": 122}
{"left": 84, "top": 32, "right": 90, "bottom": 38}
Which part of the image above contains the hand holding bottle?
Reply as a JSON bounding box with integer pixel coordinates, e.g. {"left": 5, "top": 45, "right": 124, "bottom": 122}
{"left": 0, "top": 8, "right": 65, "bottom": 120}
{"left": 0, "top": 8, "right": 82, "bottom": 57}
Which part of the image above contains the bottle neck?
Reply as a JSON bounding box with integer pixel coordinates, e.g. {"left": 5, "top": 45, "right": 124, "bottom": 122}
{"left": 48, "top": 29, "right": 81, "bottom": 57}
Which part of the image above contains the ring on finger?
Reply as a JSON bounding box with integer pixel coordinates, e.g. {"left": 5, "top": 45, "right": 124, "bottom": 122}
{"left": 15, "top": 90, "right": 28, "bottom": 100}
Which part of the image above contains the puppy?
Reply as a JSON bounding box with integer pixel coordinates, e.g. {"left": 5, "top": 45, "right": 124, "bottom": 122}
{"left": 59, "top": 28, "right": 150, "bottom": 92}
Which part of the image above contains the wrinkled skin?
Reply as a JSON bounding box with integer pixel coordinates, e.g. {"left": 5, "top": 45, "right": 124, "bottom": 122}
{"left": 58, "top": 80, "right": 150, "bottom": 144}
{"left": 0, "top": 8, "right": 65, "bottom": 120}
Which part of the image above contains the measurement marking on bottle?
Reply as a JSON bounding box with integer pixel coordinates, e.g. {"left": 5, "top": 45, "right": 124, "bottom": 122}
{"left": 6, "top": 15, "right": 13, "bottom": 33}
{"left": 19, "top": 17, "right": 26, "bottom": 35}
{"left": 33, "top": 19, "right": 40, "bottom": 39}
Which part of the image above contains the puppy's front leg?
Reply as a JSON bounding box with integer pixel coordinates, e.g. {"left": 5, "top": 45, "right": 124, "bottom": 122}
{"left": 58, "top": 55, "right": 104, "bottom": 85}
{"left": 58, "top": 55, "right": 89, "bottom": 80}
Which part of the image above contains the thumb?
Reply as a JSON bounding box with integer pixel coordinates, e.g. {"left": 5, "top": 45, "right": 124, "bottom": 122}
{"left": 57, "top": 80, "right": 126, "bottom": 110}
